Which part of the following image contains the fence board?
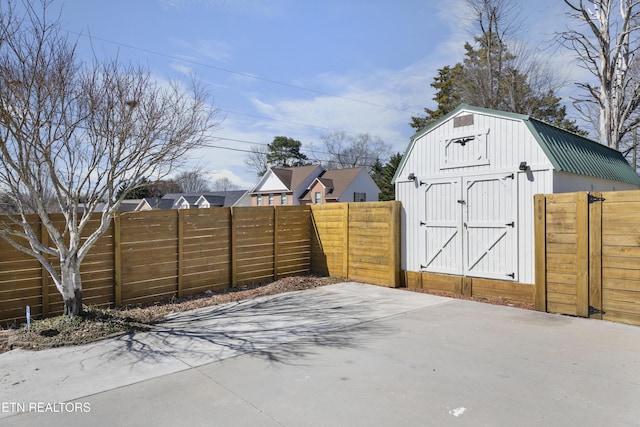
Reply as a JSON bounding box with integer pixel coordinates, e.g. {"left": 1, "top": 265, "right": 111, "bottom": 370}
{"left": 536, "top": 190, "right": 640, "bottom": 326}
{"left": 1, "top": 202, "right": 401, "bottom": 324}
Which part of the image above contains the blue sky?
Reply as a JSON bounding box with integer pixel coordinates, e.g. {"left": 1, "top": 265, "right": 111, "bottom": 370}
{"left": 51, "top": 0, "right": 571, "bottom": 188}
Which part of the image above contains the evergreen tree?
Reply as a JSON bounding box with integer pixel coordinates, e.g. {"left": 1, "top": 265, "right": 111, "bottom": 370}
{"left": 267, "top": 136, "right": 310, "bottom": 168}
{"left": 411, "top": 9, "right": 582, "bottom": 134}
{"left": 375, "top": 153, "right": 403, "bottom": 201}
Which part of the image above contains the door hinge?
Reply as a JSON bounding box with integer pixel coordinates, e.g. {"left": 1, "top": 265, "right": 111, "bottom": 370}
{"left": 457, "top": 199, "right": 466, "bottom": 205}
{"left": 506, "top": 272, "right": 515, "bottom": 279}
{"left": 420, "top": 264, "right": 427, "bottom": 270}
{"left": 420, "top": 221, "right": 426, "bottom": 226}
{"left": 505, "top": 221, "right": 515, "bottom": 227}
{"left": 589, "top": 306, "right": 606, "bottom": 315}
{"left": 505, "top": 173, "right": 514, "bottom": 179}
{"left": 588, "top": 194, "right": 606, "bottom": 204}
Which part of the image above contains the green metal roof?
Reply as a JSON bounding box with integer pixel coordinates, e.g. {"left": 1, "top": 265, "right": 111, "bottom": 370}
{"left": 526, "top": 117, "right": 640, "bottom": 185}
{"left": 393, "top": 104, "right": 640, "bottom": 186}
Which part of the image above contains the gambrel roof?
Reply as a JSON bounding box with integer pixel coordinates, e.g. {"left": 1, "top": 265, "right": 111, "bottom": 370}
{"left": 394, "top": 104, "right": 640, "bottom": 186}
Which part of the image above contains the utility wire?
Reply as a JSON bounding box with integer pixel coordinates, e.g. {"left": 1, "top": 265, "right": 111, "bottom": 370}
{"left": 66, "top": 29, "right": 423, "bottom": 117}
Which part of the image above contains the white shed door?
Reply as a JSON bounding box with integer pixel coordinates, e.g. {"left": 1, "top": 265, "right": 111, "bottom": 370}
{"left": 463, "top": 174, "right": 517, "bottom": 281}
{"left": 419, "top": 174, "right": 518, "bottom": 281}
{"left": 420, "top": 178, "right": 463, "bottom": 275}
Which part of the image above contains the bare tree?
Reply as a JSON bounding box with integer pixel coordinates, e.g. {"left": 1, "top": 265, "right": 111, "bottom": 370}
{"left": 211, "top": 177, "right": 239, "bottom": 191}
{"left": 0, "top": 1, "right": 219, "bottom": 316}
{"left": 245, "top": 144, "right": 269, "bottom": 177}
{"left": 313, "top": 131, "right": 391, "bottom": 173}
{"left": 174, "top": 169, "right": 212, "bottom": 193}
{"left": 559, "top": 0, "right": 640, "bottom": 149}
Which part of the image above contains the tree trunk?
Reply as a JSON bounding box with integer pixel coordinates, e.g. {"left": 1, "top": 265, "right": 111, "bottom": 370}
{"left": 63, "top": 288, "right": 83, "bottom": 317}
{"left": 61, "top": 256, "right": 83, "bottom": 317}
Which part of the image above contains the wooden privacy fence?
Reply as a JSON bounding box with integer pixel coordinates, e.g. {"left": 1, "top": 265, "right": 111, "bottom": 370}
{"left": 535, "top": 190, "right": 640, "bottom": 326}
{"left": 0, "top": 202, "right": 401, "bottom": 324}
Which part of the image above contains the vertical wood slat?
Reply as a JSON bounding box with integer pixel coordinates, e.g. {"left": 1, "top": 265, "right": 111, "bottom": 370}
{"left": 589, "top": 192, "right": 603, "bottom": 319}
{"left": 113, "top": 213, "right": 122, "bottom": 307}
{"left": 533, "top": 194, "right": 547, "bottom": 312}
{"left": 230, "top": 207, "right": 237, "bottom": 287}
{"left": 274, "top": 206, "right": 280, "bottom": 280}
{"left": 390, "top": 201, "right": 401, "bottom": 287}
{"left": 576, "top": 192, "right": 590, "bottom": 317}
{"left": 343, "top": 203, "right": 349, "bottom": 278}
{"left": 40, "top": 220, "right": 49, "bottom": 317}
{"left": 177, "top": 209, "right": 184, "bottom": 298}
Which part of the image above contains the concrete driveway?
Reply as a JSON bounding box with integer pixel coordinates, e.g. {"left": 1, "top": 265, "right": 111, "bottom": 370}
{"left": 1, "top": 282, "right": 639, "bottom": 426}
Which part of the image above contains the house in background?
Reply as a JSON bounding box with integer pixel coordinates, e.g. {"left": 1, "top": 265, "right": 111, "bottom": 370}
{"left": 136, "top": 190, "right": 248, "bottom": 210}
{"left": 299, "top": 167, "right": 380, "bottom": 205}
{"left": 249, "top": 165, "right": 380, "bottom": 206}
{"left": 249, "top": 165, "right": 323, "bottom": 206}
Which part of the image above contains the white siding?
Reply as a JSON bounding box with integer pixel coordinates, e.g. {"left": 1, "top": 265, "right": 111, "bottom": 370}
{"left": 338, "top": 171, "right": 380, "bottom": 202}
{"left": 552, "top": 171, "right": 640, "bottom": 193}
{"left": 259, "top": 174, "right": 287, "bottom": 192}
{"left": 396, "top": 112, "right": 551, "bottom": 182}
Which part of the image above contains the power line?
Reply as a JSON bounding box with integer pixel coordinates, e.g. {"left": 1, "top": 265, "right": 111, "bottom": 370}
{"left": 219, "top": 109, "right": 409, "bottom": 145}
{"left": 65, "top": 30, "right": 422, "bottom": 117}
{"left": 199, "top": 142, "right": 384, "bottom": 167}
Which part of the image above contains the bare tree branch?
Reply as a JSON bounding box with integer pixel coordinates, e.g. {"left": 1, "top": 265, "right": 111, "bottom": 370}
{"left": 0, "top": 0, "right": 220, "bottom": 315}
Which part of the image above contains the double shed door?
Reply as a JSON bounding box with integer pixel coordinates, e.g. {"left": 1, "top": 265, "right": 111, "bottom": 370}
{"left": 420, "top": 173, "right": 518, "bottom": 281}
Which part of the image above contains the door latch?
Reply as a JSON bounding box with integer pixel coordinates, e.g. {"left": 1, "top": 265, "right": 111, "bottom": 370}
{"left": 457, "top": 199, "right": 466, "bottom": 205}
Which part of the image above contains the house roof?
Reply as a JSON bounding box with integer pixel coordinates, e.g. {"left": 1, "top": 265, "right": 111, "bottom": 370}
{"left": 119, "top": 199, "right": 143, "bottom": 212}
{"left": 271, "top": 165, "right": 322, "bottom": 191}
{"left": 160, "top": 191, "right": 248, "bottom": 208}
{"left": 301, "top": 167, "right": 367, "bottom": 200}
{"left": 393, "top": 104, "right": 640, "bottom": 186}
{"left": 207, "top": 190, "right": 247, "bottom": 207}
{"left": 195, "top": 194, "right": 226, "bottom": 206}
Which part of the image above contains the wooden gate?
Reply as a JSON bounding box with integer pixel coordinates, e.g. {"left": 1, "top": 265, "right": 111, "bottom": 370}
{"left": 464, "top": 174, "right": 517, "bottom": 281}
{"left": 420, "top": 174, "right": 517, "bottom": 281}
{"left": 421, "top": 178, "right": 462, "bottom": 275}
{"left": 535, "top": 191, "right": 640, "bottom": 326}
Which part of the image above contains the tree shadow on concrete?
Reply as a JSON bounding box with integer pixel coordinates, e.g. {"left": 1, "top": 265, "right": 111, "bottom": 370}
{"left": 105, "top": 289, "right": 395, "bottom": 367}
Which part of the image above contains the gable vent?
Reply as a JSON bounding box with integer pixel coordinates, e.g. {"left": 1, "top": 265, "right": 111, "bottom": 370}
{"left": 453, "top": 114, "right": 474, "bottom": 128}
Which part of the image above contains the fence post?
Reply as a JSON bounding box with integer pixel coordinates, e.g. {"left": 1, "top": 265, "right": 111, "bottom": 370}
{"left": 589, "top": 192, "right": 603, "bottom": 319}
{"left": 576, "top": 192, "right": 590, "bottom": 317}
{"left": 40, "top": 220, "right": 49, "bottom": 317}
{"left": 534, "top": 194, "right": 547, "bottom": 312}
{"left": 343, "top": 203, "right": 349, "bottom": 279}
{"left": 390, "top": 201, "right": 401, "bottom": 287}
{"left": 177, "top": 209, "right": 184, "bottom": 298}
{"left": 113, "top": 213, "right": 122, "bottom": 307}
{"left": 230, "top": 207, "right": 237, "bottom": 288}
{"left": 274, "top": 206, "right": 280, "bottom": 280}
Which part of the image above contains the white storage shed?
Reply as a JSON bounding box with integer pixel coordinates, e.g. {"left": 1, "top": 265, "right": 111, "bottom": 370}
{"left": 394, "top": 104, "right": 640, "bottom": 285}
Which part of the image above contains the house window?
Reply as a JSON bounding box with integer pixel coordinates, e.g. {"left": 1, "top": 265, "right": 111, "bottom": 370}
{"left": 354, "top": 192, "right": 366, "bottom": 202}
{"left": 268, "top": 193, "right": 274, "bottom": 205}
{"left": 281, "top": 193, "right": 287, "bottom": 205}
{"left": 256, "top": 195, "right": 262, "bottom": 206}
{"left": 314, "top": 192, "right": 322, "bottom": 204}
